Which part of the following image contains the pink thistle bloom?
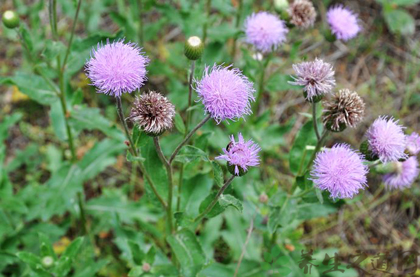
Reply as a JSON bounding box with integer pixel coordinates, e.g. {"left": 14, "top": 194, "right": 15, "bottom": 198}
{"left": 327, "top": 5, "right": 361, "bottom": 41}
{"left": 289, "top": 58, "right": 336, "bottom": 100}
{"left": 85, "top": 40, "right": 149, "bottom": 97}
{"left": 194, "top": 64, "right": 255, "bottom": 123}
{"left": 366, "top": 116, "right": 407, "bottom": 163}
{"left": 311, "top": 144, "right": 368, "bottom": 199}
{"left": 383, "top": 157, "right": 419, "bottom": 190}
{"left": 406, "top": 132, "right": 420, "bottom": 156}
{"left": 244, "top": 11, "right": 288, "bottom": 53}
{"left": 216, "top": 133, "right": 261, "bottom": 176}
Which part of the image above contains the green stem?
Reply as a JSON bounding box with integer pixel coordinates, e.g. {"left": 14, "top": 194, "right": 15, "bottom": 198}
{"left": 61, "top": 0, "right": 82, "bottom": 73}
{"left": 116, "top": 98, "right": 167, "bottom": 209}
{"left": 176, "top": 166, "right": 183, "bottom": 211}
{"left": 253, "top": 56, "right": 270, "bottom": 114}
{"left": 185, "top": 61, "right": 196, "bottom": 135}
{"left": 138, "top": 0, "right": 144, "bottom": 45}
{"left": 169, "top": 115, "right": 211, "bottom": 164}
{"left": 153, "top": 137, "right": 174, "bottom": 234}
{"left": 230, "top": 0, "right": 243, "bottom": 61}
{"left": 58, "top": 81, "right": 77, "bottom": 162}
{"left": 77, "top": 192, "right": 88, "bottom": 235}
{"left": 202, "top": 0, "right": 211, "bottom": 43}
{"left": 194, "top": 175, "right": 235, "bottom": 223}
{"left": 312, "top": 102, "right": 321, "bottom": 141}
{"left": 304, "top": 130, "right": 329, "bottom": 174}
{"left": 49, "top": 0, "right": 58, "bottom": 40}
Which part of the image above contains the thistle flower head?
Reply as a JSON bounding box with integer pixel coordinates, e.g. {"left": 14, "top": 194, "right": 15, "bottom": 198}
{"left": 406, "top": 132, "right": 420, "bottom": 156}
{"left": 289, "top": 58, "right": 336, "bottom": 100}
{"left": 85, "top": 40, "right": 149, "bottom": 98}
{"left": 366, "top": 116, "right": 407, "bottom": 163}
{"left": 288, "top": 0, "right": 317, "bottom": 29}
{"left": 216, "top": 133, "right": 261, "bottom": 176}
{"left": 194, "top": 64, "right": 255, "bottom": 123}
{"left": 327, "top": 5, "right": 361, "bottom": 41}
{"left": 383, "top": 157, "right": 419, "bottom": 190}
{"left": 244, "top": 11, "right": 288, "bottom": 53}
{"left": 128, "top": 91, "right": 175, "bottom": 136}
{"left": 323, "top": 89, "right": 365, "bottom": 132}
{"left": 311, "top": 144, "right": 368, "bottom": 199}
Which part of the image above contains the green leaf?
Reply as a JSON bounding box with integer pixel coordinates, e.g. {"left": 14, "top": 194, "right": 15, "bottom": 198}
{"left": 0, "top": 113, "right": 22, "bottom": 142}
{"left": 392, "top": 0, "right": 420, "bottom": 6}
{"left": 167, "top": 229, "right": 206, "bottom": 277}
{"left": 198, "top": 192, "right": 224, "bottom": 218}
{"left": 219, "top": 195, "right": 242, "bottom": 213}
{"left": 126, "top": 151, "right": 146, "bottom": 163}
{"left": 2, "top": 73, "right": 58, "bottom": 105}
{"left": 315, "top": 188, "right": 324, "bottom": 204}
{"left": 174, "top": 113, "right": 186, "bottom": 134}
{"left": 16, "top": 252, "right": 50, "bottom": 277}
{"left": 128, "top": 266, "right": 143, "bottom": 277}
{"left": 55, "top": 237, "right": 84, "bottom": 276}
{"left": 268, "top": 194, "right": 297, "bottom": 234}
{"left": 50, "top": 101, "right": 68, "bottom": 141}
{"left": 62, "top": 237, "right": 84, "bottom": 259}
{"left": 174, "top": 145, "right": 209, "bottom": 164}
{"left": 384, "top": 9, "right": 415, "bottom": 35}
{"left": 38, "top": 233, "right": 57, "bottom": 259}
{"left": 128, "top": 240, "right": 145, "bottom": 266}
{"left": 211, "top": 161, "right": 223, "bottom": 187}
{"left": 289, "top": 120, "right": 317, "bottom": 176}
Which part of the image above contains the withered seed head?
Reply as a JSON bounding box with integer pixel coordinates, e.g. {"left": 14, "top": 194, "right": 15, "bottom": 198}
{"left": 288, "top": 0, "right": 317, "bottom": 29}
{"left": 128, "top": 91, "right": 175, "bottom": 136}
{"left": 323, "top": 89, "right": 365, "bottom": 132}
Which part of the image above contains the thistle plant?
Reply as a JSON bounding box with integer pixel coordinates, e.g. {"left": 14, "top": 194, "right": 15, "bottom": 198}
{"left": 3, "top": 1, "right": 420, "bottom": 276}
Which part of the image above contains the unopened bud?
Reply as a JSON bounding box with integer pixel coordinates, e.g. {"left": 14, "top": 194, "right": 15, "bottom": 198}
{"left": 259, "top": 193, "right": 268, "bottom": 203}
{"left": 142, "top": 263, "right": 151, "bottom": 272}
{"left": 42, "top": 256, "right": 54, "bottom": 268}
{"left": 2, "top": 10, "right": 20, "bottom": 29}
{"left": 304, "top": 91, "right": 323, "bottom": 103}
{"left": 184, "top": 36, "right": 204, "bottom": 60}
{"left": 274, "top": 0, "right": 289, "bottom": 12}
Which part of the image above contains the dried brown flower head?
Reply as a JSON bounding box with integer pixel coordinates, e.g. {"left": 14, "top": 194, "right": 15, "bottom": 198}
{"left": 128, "top": 91, "right": 175, "bottom": 136}
{"left": 323, "top": 89, "right": 365, "bottom": 132}
{"left": 288, "top": 0, "right": 317, "bottom": 29}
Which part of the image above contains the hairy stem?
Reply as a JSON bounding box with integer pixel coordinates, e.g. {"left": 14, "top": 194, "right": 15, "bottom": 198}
{"left": 253, "top": 56, "right": 270, "bottom": 115}
{"left": 194, "top": 175, "right": 235, "bottom": 223}
{"left": 153, "top": 137, "right": 174, "bottom": 234}
{"left": 312, "top": 102, "right": 321, "bottom": 141}
{"left": 116, "top": 98, "right": 167, "bottom": 209}
{"left": 185, "top": 61, "right": 196, "bottom": 135}
{"left": 170, "top": 114, "right": 211, "bottom": 164}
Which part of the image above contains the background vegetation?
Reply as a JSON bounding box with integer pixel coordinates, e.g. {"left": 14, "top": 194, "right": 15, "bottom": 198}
{"left": 1, "top": 0, "right": 420, "bottom": 276}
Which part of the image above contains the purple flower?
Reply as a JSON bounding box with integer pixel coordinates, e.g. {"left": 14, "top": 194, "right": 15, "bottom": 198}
{"left": 85, "top": 40, "right": 149, "bottom": 98}
{"left": 406, "top": 132, "right": 420, "bottom": 156}
{"left": 289, "top": 58, "right": 336, "bottom": 100}
{"left": 216, "top": 133, "right": 261, "bottom": 176}
{"left": 194, "top": 64, "right": 255, "bottom": 123}
{"left": 311, "top": 144, "right": 368, "bottom": 199}
{"left": 244, "top": 11, "right": 288, "bottom": 53}
{"left": 366, "top": 116, "right": 407, "bottom": 163}
{"left": 383, "top": 157, "right": 419, "bottom": 190}
{"left": 327, "top": 5, "right": 361, "bottom": 41}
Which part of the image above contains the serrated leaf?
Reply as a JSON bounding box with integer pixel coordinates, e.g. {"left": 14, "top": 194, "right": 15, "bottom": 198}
{"left": 167, "top": 229, "right": 206, "bottom": 277}
{"left": 174, "top": 145, "right": 209, "bottom": 164}
{"left": 128, "top": 240, "right": 145, "bottom": 266}
{"left": 211, "top": 161, "right": 223, "bottom": 187}
{"left": 174, "top": 113, "right": 186, "bottom": 134}
{"left": 219, "top": 195, "right": 242, "bottom": 212}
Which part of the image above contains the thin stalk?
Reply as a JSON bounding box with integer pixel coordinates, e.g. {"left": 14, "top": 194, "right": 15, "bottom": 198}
{"left": 49, "top": 0, "right": 58, "bottom": 40}
{"left": 61, "top": 0, "right": 82, "bottom": 73}
{"left": 77, "top": 192, "right": 88, "bottom": 235}
{"left": 230, "top": 0, "right": 243, "bottom": 61}
{"left": 312, "top": 102, "right": 321, "bottom": 141}
{"left": 116, "top": 97, "right": 137, "bottom": 155}
{"left": 153, "top": 137, "right": 174, "bottom": 234}
{"left": 58, "top": 84, "right": 77, "bottom": 162}
{"left": 185, "top": 61, "right": 196, "bottom": 135}
{"left": 234, "top": 216, "right": 254, "bottom": 277}
{"left": 176, "top": 166, "right": 183, "bottom": 211}
{"left": 169, "top": 115, "right": 211, "bottom": 164}
{"left": 253, "top": 56, "right": 270, "bottom": 115}
{"left": 304, "top": 130, "right": 328, "bottom": 174}
{"left": 202, "top": 0, "right": 211, "bottom": 43}
{"left": 194, "top": 175, "right": 235, "bottom": 222}
{"left": 138, "top": 0, "right": 144, "bottom": 45}
{"left": 116, "top": 98, "right": 167, "bottom": 209}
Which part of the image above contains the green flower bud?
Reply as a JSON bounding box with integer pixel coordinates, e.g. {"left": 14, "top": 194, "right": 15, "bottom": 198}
{"left": 2, "top": 10, "right": 20, "bottom": 29}
{"left": 274, "top": 0, "right": 289, "bottom": 12}
{"left": 360, "top": 140, "right": 379, "bottom": 162}
{"left": 325, "top": 121, "right": 347, "bottom": 133}
{"left": 184, "top": 36, "right": 204, "bottom": 60}
{"left": 227, "top": 163, "right": 247, "bottom": 177}
{"left": 42, "top": 256, "right": 54, "bottom": 268}
{"left": 323, "top": 28, "right": 336, "bottom": 43}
